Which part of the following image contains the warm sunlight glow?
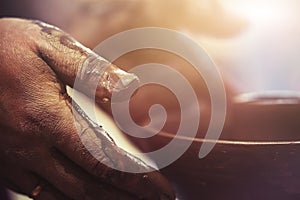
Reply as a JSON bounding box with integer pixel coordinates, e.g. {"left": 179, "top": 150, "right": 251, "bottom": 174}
{"left": 222, "top": 0, "right": 289, "bottom": 24}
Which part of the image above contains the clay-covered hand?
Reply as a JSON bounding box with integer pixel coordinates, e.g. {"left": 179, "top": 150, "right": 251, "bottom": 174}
{"left": 0, "top": 18, "right": 175, "bottom": 200}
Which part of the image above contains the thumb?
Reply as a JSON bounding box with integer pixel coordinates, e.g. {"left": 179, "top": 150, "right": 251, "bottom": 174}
{"left": 32, "top": 20, "right": 139, "bottom": 103}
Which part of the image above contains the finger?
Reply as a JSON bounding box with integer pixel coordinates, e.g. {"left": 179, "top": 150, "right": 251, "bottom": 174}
{"left": 0, "top": 166, "right": 67, "bottom": 200}
{"left": 32, "top": 147, "right": 134, "bottom": 200}
{"left": 36, "top": 91, "right": 175, "bottom": 200}
{"left": 30, "top": 19, "right": 139, "bottom": 103}
{"left": 17, "top": 53, "right": 174, "bottom": 199}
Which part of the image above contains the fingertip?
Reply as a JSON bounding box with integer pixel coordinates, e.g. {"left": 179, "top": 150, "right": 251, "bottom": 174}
{"left": 113, "top": 170, "right": 176, "bottom": 200}
{"left": 142, "top": 171, "right": 176, "bottom": 200}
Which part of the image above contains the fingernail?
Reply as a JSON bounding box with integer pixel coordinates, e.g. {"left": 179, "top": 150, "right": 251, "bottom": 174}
{"left": 108, "top": 67, "right": 140, "bottom": 102}
{"left": 78, "top": 53, "right": 139, "bottom": 102}
{"left": 115, "top": 72, "right": 139, "bottom": 91}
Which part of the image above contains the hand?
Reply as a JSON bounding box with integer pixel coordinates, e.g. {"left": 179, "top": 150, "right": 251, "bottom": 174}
{"left": 0, "top": 18, "right": 175, "bottom": 200}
